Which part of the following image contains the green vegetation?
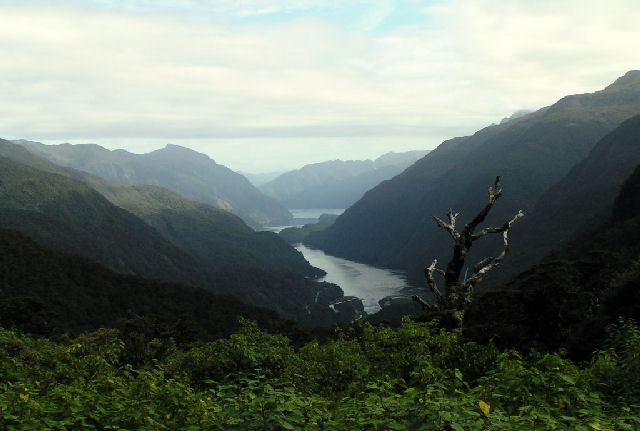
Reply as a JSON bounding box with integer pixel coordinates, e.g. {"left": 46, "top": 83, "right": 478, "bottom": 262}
{"left": 17, "top": 141, "right": 291, "bottom": 227}
{"left": 3, "top": 75, "right": 640, "bottom": 429}
{"left": 1, "top": 318, "right": 639, "bottom": 430}
{"left": 0, "top": 140, "right": 320, "bottom": 278}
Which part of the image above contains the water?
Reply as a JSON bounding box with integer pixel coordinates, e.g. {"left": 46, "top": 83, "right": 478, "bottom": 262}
{"left": 262, "top": 208, "right": 345, "bottom": 233}
{"left": 263, "top": 208, "right": 420, "bottom": 313}
{"left": 295, "top": 244, "right": 412, "bottom": 313}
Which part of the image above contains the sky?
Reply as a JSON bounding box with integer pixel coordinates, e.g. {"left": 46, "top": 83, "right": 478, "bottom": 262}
{"left": 1, "top": 0, "right": 639, "bottom": 173}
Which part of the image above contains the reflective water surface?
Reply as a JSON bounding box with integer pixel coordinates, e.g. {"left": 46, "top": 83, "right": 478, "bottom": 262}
{"left": 265, "top": 208, "right": 417, "bottom": 313}
{"left": 295, "top": 244, "right": 412, "bottom": 313}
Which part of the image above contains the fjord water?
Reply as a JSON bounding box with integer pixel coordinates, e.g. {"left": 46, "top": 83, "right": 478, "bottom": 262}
{"left": 295, "top": 243, "right": 411, "bottom": 313}
{"left": 266, "top": 209, "right": 415, "bottom": 313}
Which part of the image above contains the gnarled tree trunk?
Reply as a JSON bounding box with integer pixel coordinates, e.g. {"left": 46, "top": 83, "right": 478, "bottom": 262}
{"left": 413, "top": 176, "right": 524, "bottom": 331}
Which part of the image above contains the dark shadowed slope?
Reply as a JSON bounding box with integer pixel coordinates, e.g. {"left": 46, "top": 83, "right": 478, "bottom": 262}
{"left": 0, "top": 228, "right": 287, "bottom": 340}
{"left": 306, "top": 71, "right": 640, "bottom": 281}
{"left": 466, "top": 163, "right": 640, "bottom": 359}
{"left": 15, "top": 141, "right": 291, "bottom": 228}
{"left": 492, "top": 113, "right": 640, "bottom": 285}
{"left": 0, "top": 155, "right": 207, "bottom": 287}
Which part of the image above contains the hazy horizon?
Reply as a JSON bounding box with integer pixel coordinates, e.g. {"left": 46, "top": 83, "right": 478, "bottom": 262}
{"left": 2, "top": 0, "right": 639, "bottom": 172}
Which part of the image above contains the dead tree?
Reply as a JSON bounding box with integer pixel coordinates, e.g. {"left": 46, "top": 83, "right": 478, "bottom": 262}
{"left": 413, "top": 176, "right": 524, "bottom": 331}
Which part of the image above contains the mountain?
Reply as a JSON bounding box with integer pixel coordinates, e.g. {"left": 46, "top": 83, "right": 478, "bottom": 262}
{"left": 0, "top": 148, "right": 357, "bottom": 324}
{"left": 0, "top": 227, "right": 286, "bottom": 341}
{"left": 259, "top": 150, "right": 429, "bottom": 209}
{"left": 491, "top": 113, "right": 640, "bottom": 285}
{"left": 465, "top": 162, "right": 640, "bottom": 359}
{"left": 0, "top": 154, "right": 207, "bottom": 287}
{"left": 14, "top": 141, "right": 291, "bottom": 228}
{"left": 0, "top": 139, "right": 320, "bottom": 277}
{"left": 306, "top": 71, "right": 640, "bottom": 281}
{"left": 240, "top": 170, "right": 286, "bottom": 186}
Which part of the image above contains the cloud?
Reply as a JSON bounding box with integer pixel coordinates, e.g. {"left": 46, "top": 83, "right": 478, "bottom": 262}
{"left": 0, "top": 0, "right": 639, "bottom": 170}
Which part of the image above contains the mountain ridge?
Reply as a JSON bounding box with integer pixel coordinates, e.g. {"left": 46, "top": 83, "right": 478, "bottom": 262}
{"left": 260, "top": 150, "right": 429, "bottom": 209}
{"left": 14, "top": 140, "right": 291, "bottom": 228}
{"left": 305, "top": 71, "right": 640, "bottom": 282}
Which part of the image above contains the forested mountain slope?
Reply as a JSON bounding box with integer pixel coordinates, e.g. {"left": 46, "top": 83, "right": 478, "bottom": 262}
{"left": 0, "top": 152, "right": 353, "bottom": 325}
{"left": 15, "top": 140, "right": 291, "bottom": 227}
{"left": 0, "top": 228, "right": 289, "bottom": 341}
{"left": 260, "top": 151, "right": 428, "bottom": 209}
{"left": 0, "top": 156, "right": 207, "bottom": 287}
{"left": 0, "top": 139, "right": 320, "bottom": 277}
{"left": 492, "top": 113, "right": 640, "bottom": 284}
{"left": 306, "top": 71, "right": 640, "bottom": 281}
{"left": 466, "top": 162, "right": 640, "bottom": 359}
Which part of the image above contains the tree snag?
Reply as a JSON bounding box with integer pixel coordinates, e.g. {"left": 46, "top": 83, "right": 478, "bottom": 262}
{"left": 412, "top": 176, "right": 524, "bottom": 331}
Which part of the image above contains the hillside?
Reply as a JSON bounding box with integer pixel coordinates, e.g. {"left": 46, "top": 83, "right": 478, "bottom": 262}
{"left": 492, "top": 113, "right": 640, "bottom": 284}
{"left": 306, "top": 71, "right": 640, "bottom": 281}
{"left": 0, "top": 228, "right": 289, "bottom": 340}
{"left": 0, "top": 139, "right": 320, "bottom": 277}
{"left": 0, "top": 155, "right": 207, "bottom": 287}
{"left": 15, "top": 141, "right": 291, "bottom": 228}
{"left": 466, "top": 162, "right": 640, "bottom": 359}
{"left": 259, "top": 150, "right": 429, "bottom": 209}
{"left": 0, "top": 152, "right": 355, "bottom": 325}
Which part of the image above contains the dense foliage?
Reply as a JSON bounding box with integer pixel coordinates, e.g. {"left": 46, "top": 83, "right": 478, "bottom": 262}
{"left": 2, "top": 318, "right": 639, "bottom": 430}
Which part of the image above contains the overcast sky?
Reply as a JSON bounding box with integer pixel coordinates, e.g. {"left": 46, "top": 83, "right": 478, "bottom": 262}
{"left": 1, "top": 0, "right": 639, "bottom": 172}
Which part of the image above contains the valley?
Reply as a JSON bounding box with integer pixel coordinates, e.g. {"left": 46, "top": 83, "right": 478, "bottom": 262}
{"left": 264, "top": 209, "right": 421, "bottom": 313}
{"left": 2, "top": 2, "right": 640, "bottom": 424}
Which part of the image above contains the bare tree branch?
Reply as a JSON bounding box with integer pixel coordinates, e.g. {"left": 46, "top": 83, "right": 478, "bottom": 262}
{"left": 412, "top": 295, "right": 437, "bottom": 311}
{"left": 433, "top": 208, "right": 460, "bottom": 240}
{"left": 416, "top": 176, "right": 524, "bottom": 331}
{"left": 472, "top": 209, "right": 524, "bottom": 240}
{"left": 462, "top": 210, "right": 524, "bottom": 294}
{"left": 462, "top": 176, "right": 503, "bottom": 238}
{"left": 424, "top": 259, "right": 444, "bottom": 305}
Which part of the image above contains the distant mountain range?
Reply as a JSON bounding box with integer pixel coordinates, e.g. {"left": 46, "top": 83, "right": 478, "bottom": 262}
{"left": 259, "top": 150, "right": 429, "bottom": 209}
{"left": 14, "top": 141, "right": 291, "bottom": 228}
{"left": 240, "top": 171, "right": 286, "bottom": 187}
{"left": 306, "top": 70, "right": 640, "bottom": 284}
